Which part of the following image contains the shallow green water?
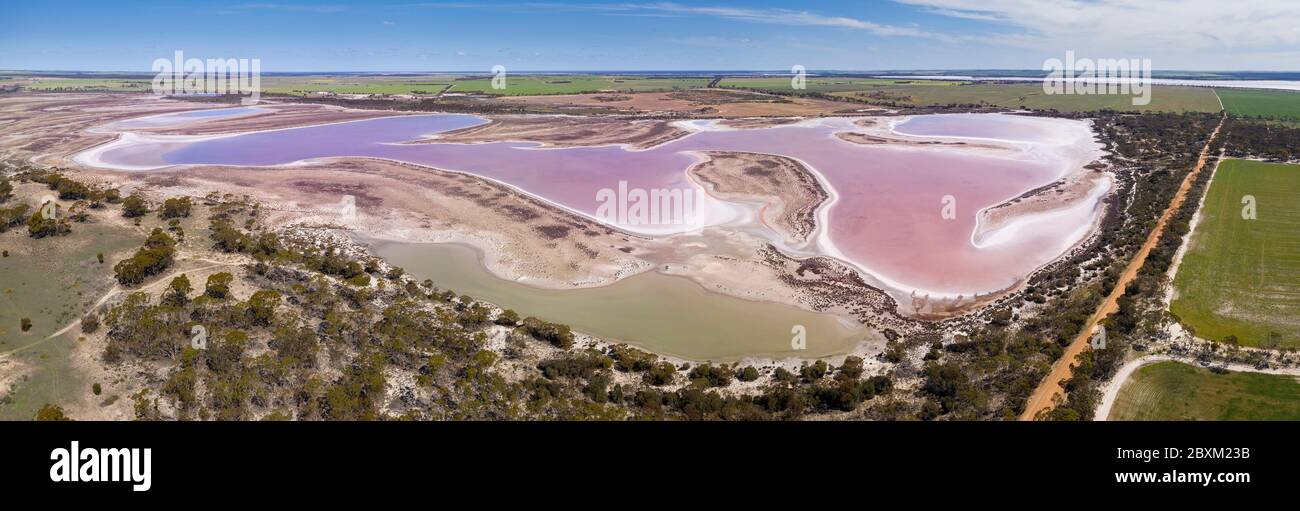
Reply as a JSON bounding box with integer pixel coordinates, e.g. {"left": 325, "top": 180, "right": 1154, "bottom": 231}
{"left": 368, "top": 240, "right": 866, "bottom": 361}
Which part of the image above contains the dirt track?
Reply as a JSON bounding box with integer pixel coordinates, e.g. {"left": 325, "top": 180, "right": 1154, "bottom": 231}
{"left": 1019, "top": 115, "right": 1225, "bottom": 421}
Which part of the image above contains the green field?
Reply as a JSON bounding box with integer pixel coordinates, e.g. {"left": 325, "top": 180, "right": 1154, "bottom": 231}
{"left": 20, "top": 78, "right": 152, "bottom": 92}
{"left": 1216, "top": 87, "right": 1300, "bottom": 122}
{"left": 724, "top": 77, "right": 1222, "bottom": 113}
{"left": 0, "top": 221, "right": 142, "bottom": 420}
{"left": 1171, "top": 159, "right": 1300, "bottom": 348}
{"left": 1109, "top": 361, "right": 1300, "bottom": 420}
{"left": 263, "top": 74, "right": 709, "bottom": 96}
{"left": 720, "top": 77, "right": 967, "bottom": 93}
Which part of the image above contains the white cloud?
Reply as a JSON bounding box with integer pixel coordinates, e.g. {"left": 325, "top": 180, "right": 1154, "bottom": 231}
{"left": 897, "top": 0, "right": 1300, "bottom": 53}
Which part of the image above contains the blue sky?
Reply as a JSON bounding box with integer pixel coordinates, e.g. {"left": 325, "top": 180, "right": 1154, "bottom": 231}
{"left": 2, "top": 1, "right": 1298, "bottom": 72}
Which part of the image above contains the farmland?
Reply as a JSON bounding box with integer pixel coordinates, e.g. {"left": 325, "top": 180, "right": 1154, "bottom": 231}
{"left": 15, "top": 78, "right": 151, "bottom": 92}
{"left": 1170, "top": 159, "right": 1300, "bottom": 348}
{"left": 263, "top": 74, "right": 709, "bottom": 96}
{"left": 1216, "top": 87, "right": 1300, "bottom": 122}
{"left": 724, "top": 77, "right": 1222, "bottom": 113}
{"left": 1108, "top": 361, "right": 1300, "bottom": 420}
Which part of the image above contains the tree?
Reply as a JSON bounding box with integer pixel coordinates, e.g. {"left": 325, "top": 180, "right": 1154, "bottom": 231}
{"left": 121, "top": 194, "right": 148, "bottom": 217}
{"left": 80, "top": 313, "right": 100, "bottom": 334}
{"left": 496, "top": 309, "right": 521, "bottom": 326}
{"left": 159, "top": 197, "right": 192, "bottom": 219}
{"left": 643, "top": 362, "right": 677, "bottom": 386}
{"left": 163, "top": 274, "right": 192, "bottom": 306}
{"left": 35, "top": 403, "right": 72, "bottom": 421}
{"left": 271, "top": 323, "right": 318, "bottom": 367}
{"left": 205, "top": 272, "right": 234, "bottom": 299}
{"left": 20, "top": 317, "right": 32, "bottom": 332}
{"left": 26, "top": 206, "right": 67, "bottom": 238}
{"left": 113, "top": 228, "right": 177, "bottom": 286}
{"left": 247, "top": 289, "right": 281, "bottom": 326}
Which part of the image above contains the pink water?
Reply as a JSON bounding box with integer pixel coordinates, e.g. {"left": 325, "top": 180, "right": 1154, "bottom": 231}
{"left": 86, "top": 113, "right": 1103, "bottom": 297}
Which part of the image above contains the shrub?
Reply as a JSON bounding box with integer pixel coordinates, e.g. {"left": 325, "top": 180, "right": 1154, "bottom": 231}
{"left": 80, "top": 313, "right": 100, "bottom": 334}
{"left": 121, "top": 194, "right": 148, "bottom": 217}
{"left": 520, "top": 317, "right": 574, "bottom": 349}
{"left": 205, "top": 272, "right": 234, "bottom": 299}
{"left": 688, "top": 364, "right": 733, "bottom": 387}
{"left": 643, "top": 361, "right": 677, "bottom": 386}
{"left": 159, "top": 196, "right": 192, "bottom": 219}
{"left": 35, "top": 404, "right": 72, "bottom": 421}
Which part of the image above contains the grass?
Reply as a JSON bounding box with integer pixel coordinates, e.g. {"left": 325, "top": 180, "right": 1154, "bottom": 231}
{"left": 1109, "top": 361, "right": 1300, "bottom": 420}
{"left": 0, "top": 223, "right": 139, "bottom": 342}
{"left": 1171, "top": 159, "right": 1300, "bottom": 348}
{"left": 720, "top": 77, "right": 967, "bottom": 94}
{"left": 0, "top": 220, "right": 141, "bottom": 420}
{"left": 20, "top": 78, "right": 152, "bottom": 92}
{"left": 263, "top": 74, "right": 709, "bottom": 96}
{"left": 1216, "top": 87, "right": 1300, "bottom": 122}
{"left": 725, "top": 77, "right": 1222, "bottom": 113}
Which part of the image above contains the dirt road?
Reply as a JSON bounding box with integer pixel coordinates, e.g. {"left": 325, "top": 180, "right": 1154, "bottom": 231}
{"left": 1, "top": 260, "right": 237, "bottom": 356}
{"left": 1019, "top": 116, "right": 1225, "bottom": 421}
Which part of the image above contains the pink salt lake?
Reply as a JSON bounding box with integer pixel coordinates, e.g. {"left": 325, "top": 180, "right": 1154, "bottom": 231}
{"left": 80, "top": 111, "right": 1106, "bottom": 299}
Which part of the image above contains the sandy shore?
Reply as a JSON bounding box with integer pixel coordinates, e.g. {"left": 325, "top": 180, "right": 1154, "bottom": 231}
{"left": 421, "top": 114, "right": 691, "bottom": 149}
{"left": 687, "top": 151, "right": 827, "bottom": 244}
{"left": 500, "top": 89, "right": 861, "bottom": 117}
{"left": 124, "top": 102, "right": 410, "bottom": 136}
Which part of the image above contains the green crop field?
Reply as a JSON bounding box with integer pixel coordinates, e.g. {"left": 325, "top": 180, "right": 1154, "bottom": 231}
{"left": 260, "top": 74, "right": 709, "bottom": 96}
{"left": 720, "top": 77, "right": 967, "bottom": 94}
{"left": 447, "top": 75, "right": 709, "bottom": 95}
{"left": 1171, "top": 159, "right": 1300, "bottom": 348}
{"left": 1108, "top": 361, "right": 1300, "bottom": 420}
{"left": 20, "top": 78, "right": 152, "bottom": 92}
{"left": 725, "top": 77, "right": 1222, "bottom": 113}
{"left": 1216, "top": 87, "right": 1300, "bottom": 122}
{"left": 260, "top": 75, "right": 460, "bottom": 96}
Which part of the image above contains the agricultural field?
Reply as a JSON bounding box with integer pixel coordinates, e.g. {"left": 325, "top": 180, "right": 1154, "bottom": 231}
{"left": 1108, "top": 361, "right": 1300, "bottom": 420}
{"left": 1216, "top": 87, "right": 1300, "bottom": 122}
{"left": 719, "top": 77, "right": 967, "bottom": 94}
{"left": 263, "top": 74, "right": 709, "bottom": 96}
{"left": 260, "top": 74, "right": 462, "bottom": 96}
{"left": 1171, "top": 159, "right": 1300, "bottom": 348}
{"left": 16, "top": 77, "right": 152, "bottom": 92}
{"left": 725, "top": 77, "right": 1222, "bottom": 113}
